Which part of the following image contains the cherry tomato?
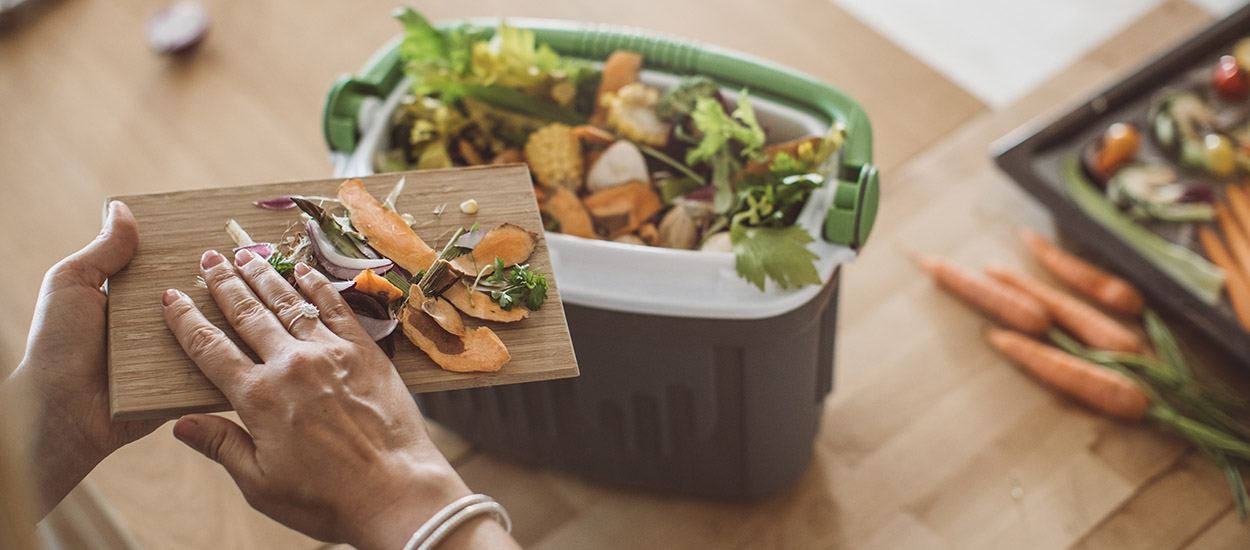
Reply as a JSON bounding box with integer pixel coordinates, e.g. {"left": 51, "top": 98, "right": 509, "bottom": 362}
{"left": 1213, "top": 55, "right": 1250, "bottom": 100}
{"left": 1096, "top": 122, "right": 1140, "bottom": 175}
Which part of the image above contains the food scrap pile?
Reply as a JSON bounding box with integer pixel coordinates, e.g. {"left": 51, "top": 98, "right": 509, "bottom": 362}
{"left": 920, "top": 230, "right": 1250, "bottom": 518}
{"left": 375, "top": 7, "right": 847, "bottom": 291}
{"left": 229, "top": 178, "right": 548, "bottom": 374}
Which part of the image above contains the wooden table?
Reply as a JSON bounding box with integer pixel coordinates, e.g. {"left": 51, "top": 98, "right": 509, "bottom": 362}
{"left": 2, "top": 0, "right": 1247, "bottom": 548}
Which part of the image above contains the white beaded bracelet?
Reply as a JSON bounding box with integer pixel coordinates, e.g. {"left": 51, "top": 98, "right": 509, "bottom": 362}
{"left": 402, "top": 494, "right": 512, "bottom": 550}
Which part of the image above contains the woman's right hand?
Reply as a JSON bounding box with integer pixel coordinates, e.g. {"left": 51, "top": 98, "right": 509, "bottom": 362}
{"left": 161, "top": 249, "right": 518, "bottom": 550}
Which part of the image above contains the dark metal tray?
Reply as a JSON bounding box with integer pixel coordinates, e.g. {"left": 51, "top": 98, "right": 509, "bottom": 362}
{"left": 994, "top": 5, "right": 1250, "bottom": 367}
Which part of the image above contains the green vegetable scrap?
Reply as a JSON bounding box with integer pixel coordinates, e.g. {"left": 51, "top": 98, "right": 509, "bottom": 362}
{"left": 268, "top": 252, "right": 296, "bottom": 277}
{"left": 656, "top": 76, "right": 721, "bottom": 121}
{"left": 486, "top": 257, "right": 549, "bottom": 311}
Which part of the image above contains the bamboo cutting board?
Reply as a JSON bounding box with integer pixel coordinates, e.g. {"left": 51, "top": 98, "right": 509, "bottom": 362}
{"left": 107, "top": 166, "right": 578, "bottom": 421}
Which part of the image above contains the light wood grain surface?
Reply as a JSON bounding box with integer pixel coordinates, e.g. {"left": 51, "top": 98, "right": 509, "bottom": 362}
{"left": 6, "top": 0, "right": 1250, "bottom": 548}
{"left": 106, "top": 166, "right": 577, "bottom": 420}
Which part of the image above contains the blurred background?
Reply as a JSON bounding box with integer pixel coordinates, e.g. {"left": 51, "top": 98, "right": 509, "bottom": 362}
{"left": 4, "top": 1, "right": 1250, "bottom": 549}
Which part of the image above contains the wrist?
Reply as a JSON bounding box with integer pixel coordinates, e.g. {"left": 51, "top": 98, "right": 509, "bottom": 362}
{"left": 350, "top": 461, "right": 473, "bottom": 550}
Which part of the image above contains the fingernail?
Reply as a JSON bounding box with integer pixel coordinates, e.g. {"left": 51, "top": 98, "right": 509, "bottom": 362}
{"left": 173, "top": 417, "right": 200, "bottom": 442}
{"left": 294, "top": 262, "right": 311, "bottom": 277}
{"left": 201, "top": 250, "right": 224, "bottom": 269}
{"left": 162, "top": 289, "right": 181, "bottom": 306}
{"left": 235, "top": 248, "right": 254, "bottom": 266}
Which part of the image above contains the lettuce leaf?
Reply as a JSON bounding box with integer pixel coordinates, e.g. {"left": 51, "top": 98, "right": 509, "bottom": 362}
{"left": 730, "top": 224, "right": 821, "bottom": 291}
{"left": 685, "top": 92, "right": 766, "bottom": 166}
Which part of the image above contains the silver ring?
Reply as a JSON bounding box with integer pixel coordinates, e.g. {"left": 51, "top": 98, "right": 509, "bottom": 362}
{"left": 283, "top": 302, "right": 320, "bottom": 332}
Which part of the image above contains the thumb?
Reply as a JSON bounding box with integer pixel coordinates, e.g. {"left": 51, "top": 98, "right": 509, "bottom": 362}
{"left": 173, "top": 415, "right": 261, "bottom": 483}
{"left": 51, "top": 201, "right": 140, "bottom": 290}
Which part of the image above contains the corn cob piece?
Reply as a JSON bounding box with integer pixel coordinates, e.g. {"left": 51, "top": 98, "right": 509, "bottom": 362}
{"left": 524, "top": 123, "right": 584, "bottom": 191}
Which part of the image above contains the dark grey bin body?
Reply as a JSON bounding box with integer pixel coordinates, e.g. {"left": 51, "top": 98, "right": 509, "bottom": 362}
{"left": 415, "top": 270, "right": 840, "bottom": 496}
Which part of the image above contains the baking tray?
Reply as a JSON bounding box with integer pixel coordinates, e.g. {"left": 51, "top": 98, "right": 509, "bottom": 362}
{"left": 106, "top": 166, "right": 578, "bottom": 421}
{"left": 994, "top": 4, "right": 1250, "bottom": 367}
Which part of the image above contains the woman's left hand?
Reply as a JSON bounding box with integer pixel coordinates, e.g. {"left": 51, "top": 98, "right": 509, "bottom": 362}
{"left": 7, "top": 201, "right": 164, "bottom": 516}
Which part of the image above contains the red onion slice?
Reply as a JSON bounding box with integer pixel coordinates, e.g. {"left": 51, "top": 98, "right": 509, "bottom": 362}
{"left": 232, "top": 242, "right": 276, "bottom": 260}
{"left": 354, "top": 315, "right": 399, "bottom": 341}
{"left": 305, "top": 221, "right": 394, "bottom": 280}
{"left": 252, "top": 196, "right": 298, "bottom": 210}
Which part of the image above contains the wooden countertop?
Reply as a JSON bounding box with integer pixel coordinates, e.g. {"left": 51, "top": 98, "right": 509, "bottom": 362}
{"left": 3, "top": 0, "right": 1247, "bottom": 548}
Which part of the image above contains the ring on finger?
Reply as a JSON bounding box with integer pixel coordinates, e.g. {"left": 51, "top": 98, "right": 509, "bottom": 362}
{"left": 282, "top": 301, "right": 321, "bottom": 333}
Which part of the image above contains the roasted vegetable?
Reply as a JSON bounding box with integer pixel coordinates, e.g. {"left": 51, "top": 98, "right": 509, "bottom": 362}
{"left": 1149, "top": 90, "right": 1232, "bottom": 176}
{"left": 524, "top": 123, "right": 584, "bottom": 190}
{"left": 1081, "top": 123, "right": 1140, "bottom": 185}
{"left": 1214, "top": 55, "right": 1250, "bottom": 101}
{"left": 1106, "top": 164, "right": 1214, "bottom": 222}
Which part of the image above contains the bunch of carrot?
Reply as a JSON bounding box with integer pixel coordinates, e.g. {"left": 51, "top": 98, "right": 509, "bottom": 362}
{"left": 1201, "top": 184, "right": 1250, "bottom": 330}
{"left": 919, "top": 229, "right": 1250, "bottom": 519}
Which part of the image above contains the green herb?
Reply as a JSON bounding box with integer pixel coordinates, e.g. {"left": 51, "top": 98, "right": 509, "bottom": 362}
{"left": 686, "top": 92, "right": 766, "bottom": 167}
{"left": 486, "top": 258, "right": 549, "bottom": 311}
{"left": 268, "top": 252, "right": 296, "bottom": 277}
{"left": 656, "top": 75, "right": 721, "bottom": 121}
{"left": 730, "top": 224, "right": 821, "bottom": 291}
{"left": 1061, "top": 158, "right": 1223, "bottom": 304}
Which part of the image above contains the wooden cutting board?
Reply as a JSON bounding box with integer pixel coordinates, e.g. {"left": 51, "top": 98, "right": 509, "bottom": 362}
{"left": 106, "top": 165, "right": 578, "bottom": 421}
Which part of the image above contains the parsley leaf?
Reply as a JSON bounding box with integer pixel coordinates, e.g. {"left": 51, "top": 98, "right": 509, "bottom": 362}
{"left": 729, "top": 224, "right": 821, "bottom": 291}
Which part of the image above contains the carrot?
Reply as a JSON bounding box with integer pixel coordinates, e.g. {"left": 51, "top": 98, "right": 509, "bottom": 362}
{"left": 1215, "top": 202, "right": 1250, "bottom": 280}
{"left": 338, "top": 178, "right": 438, "bottom": 275}
{"left": 352, "top": 268, "right": 403, "bottom": 304}
{"left": 986, "top": 328, "right": 1150, "bottom": 420}
{"left": 1226, "top": 184, "right": 1250, "bottom": 243}
{"left": 1020, "top": 229, "right": 1144, "bottom": 316}
{"left": 916, "top": 256, "right": 1051, "bottom": 336}
{"left": 1198, "top": 226, "right": 1250, "bottom": 331}
{"left": 397, "top": 298, "right": 510, "bottom": 373}
{"left": 590, "top": 51, "right": 643, "bottom": 128}
{"left": 985, "top": 265, "right": 1142, "bottom": 353}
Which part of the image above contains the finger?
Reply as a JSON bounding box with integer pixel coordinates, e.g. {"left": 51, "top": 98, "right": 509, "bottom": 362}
{"left": 233, "top": 249, "right": 331, "bottom": 341}
{"left": 46, "top": 201, "right": 140, "bottom": 291}
{"left": 293, "top": 263, "right": 374, "bottom": 346}
{"left": 201, "top": 250, "right": 292, "bottom": 358}
{"left": 162, "top": 289, "right": 255, "bottom": 391}
{"left": 173, "top": 415, "right": 262, "bottom": 486}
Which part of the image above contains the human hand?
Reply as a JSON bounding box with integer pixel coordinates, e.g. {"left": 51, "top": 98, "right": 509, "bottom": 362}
{"left": 162, "top": 249, "right": 517, "bottom": 550}
{"left": 9, "top": 201, "right": 164, "bottom": 516}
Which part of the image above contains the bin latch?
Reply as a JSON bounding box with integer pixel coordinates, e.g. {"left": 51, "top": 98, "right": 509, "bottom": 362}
{"left": 823, "top": 163, "right": 879, "bottom": 249}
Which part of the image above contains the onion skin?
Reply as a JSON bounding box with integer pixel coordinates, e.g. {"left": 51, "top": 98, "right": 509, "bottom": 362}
{"left": 232, "top": 242, "right": 276, "bottom": 260}
{"left": 305, "top": 221, "right": 394, "bottom": 280}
